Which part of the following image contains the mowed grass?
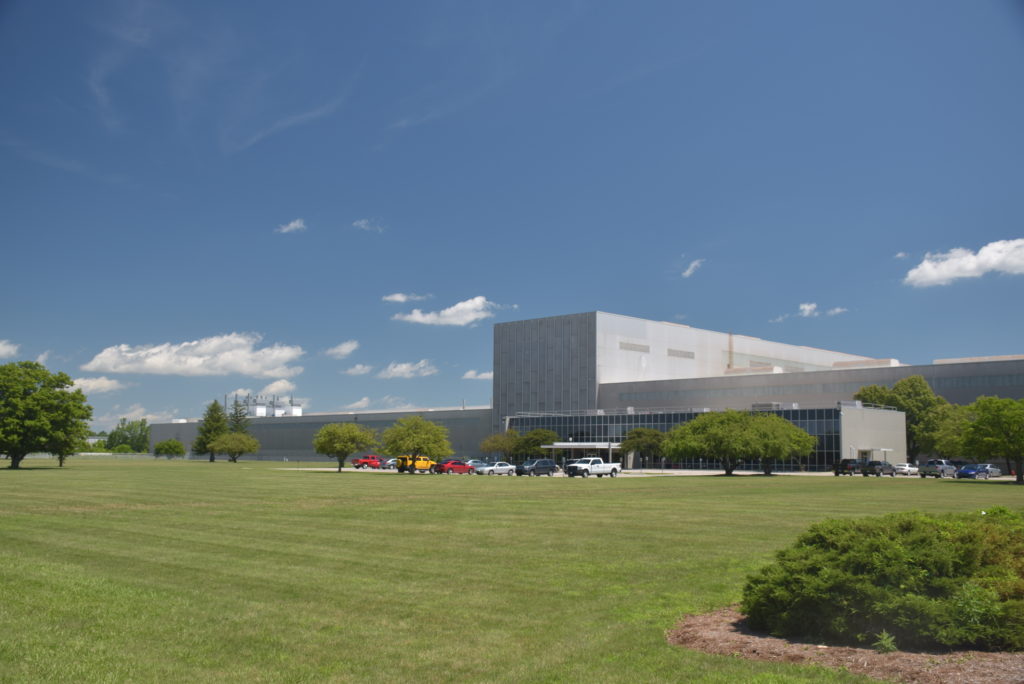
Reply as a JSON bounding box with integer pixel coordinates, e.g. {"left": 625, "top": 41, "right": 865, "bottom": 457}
{"left": 2, "top": 462, "right": 1021, "bottom": 683}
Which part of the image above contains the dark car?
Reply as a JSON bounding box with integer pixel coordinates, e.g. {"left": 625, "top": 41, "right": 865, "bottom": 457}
{"left": 833, "top": 459, "right": 862, "bottom": 476}
{"left": 860, "top": 461, "right": 895, "bottom": 477}
{"left": 516, "top": 458, "right": 558, "bottom": 477}
{"left": 956, "top": 464, "right": 990, "bottom": 480}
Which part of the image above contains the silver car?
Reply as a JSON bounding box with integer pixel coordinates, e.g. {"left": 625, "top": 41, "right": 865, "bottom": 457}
{"left": 476, "top": 461, "right": 515, "bottom": 476}
{"left": 893, "top": 463, "right": 919, "bottom": 476}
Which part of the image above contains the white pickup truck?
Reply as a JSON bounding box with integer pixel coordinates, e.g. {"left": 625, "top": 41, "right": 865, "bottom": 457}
{"left": 565, "top": 457, "right": 621, "bottom": 478}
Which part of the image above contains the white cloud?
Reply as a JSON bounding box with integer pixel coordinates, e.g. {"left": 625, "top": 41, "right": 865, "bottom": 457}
{"left": 261, "top": 379, "right": 297, "bottom": 396}
{"left": 382, "top": 293, "right": 430, "bottom": 303}
{"left": 377, "top": 360, "right": 438, "bottom": 379}
{"left": 826, "top": 307, "right": 848, "bottom": 316}
{"left": 0, "top": 340, "right": 19, "bottom": 359}
{"left": 344, "top": 364, "right": 373, "bottom": 376}
{"left": 82, "top": 333, "right": 304, "bottom": 378}
{"left": 462, "top": 370, "right": 493, "bottom": 380}
{"left": 392, "top": 296, "right": 497, "bottom": 326}
{"left": 798, "top": 303, "right": 819, "bottom": 318}
{"left": 73, "top": 376, "right": 126, "bottom": 394}
{"left": 343, "top": 395, "right": 413, "bottom": 410}
{"left": 768, "top": 314, "right": 789, "bottom": 324}
{"left": 229, "top": 388, "right": 254, "bottom": 399}
{"left": 92, "top": 404, "right": 179, "bottom": 431}
{"left": 36, "top": 350, "right": 51, "bottom": 365}
{"left": 276, "top": 218, "right": 306, "bottom": 234}
{"left": 325, "top": 340, "right": 359, "bottom": 359}
{"left": 681, "top": 258, "right": 704, "bottom": 278}
{"left": 353, "top": 219, "right": 384, "bottom": 233}
{"left": 345, "top": 397, "right": 370, "bottom": 409}
{"left": 894, "top": 252, "right": 908, "bottom": 259}
{"left": 238, "top": 95, "right": 347, "bottom": 152}
{"left": 904, "top": 239, "right": 1024, "bottom": 287}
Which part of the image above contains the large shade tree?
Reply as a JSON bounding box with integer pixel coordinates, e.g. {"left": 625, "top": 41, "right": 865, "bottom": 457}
{"left": 192, "top": 400, "right": 229, "bottom": 462}
{"left": 106, "top": 417, "right": 150, "bottom": 453}
{"left": 313, "top": 423, "right": 378, "bottom": 472}
{"left": 749, "top": 413, "right": 817, "bottom": 475}
{"left": 518, "top": 429, "right": 559, "bottom": 458}
{"left": 963, "top": 396, "right": 1024, "bottom": 484}
{"left": 380, "top": 415, "right": 453, "bottom": 461}
{"left": 210, "top": 432, "right": 261, "bottom": 464}
{"left": 0, "top": 362, "right": 92, "bottom": 469}
{"left": 480, "top": 430, "right": 520, "bottom": 461}
{"left": 663, "top": 410, "right": 758, "bottom": 475}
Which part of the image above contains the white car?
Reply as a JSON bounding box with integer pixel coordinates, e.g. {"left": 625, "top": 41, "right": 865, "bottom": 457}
{"left": 476, "top": 461, "right": 515, "bottom": 476}
{"left": 893, "top": 463, "right": 919, "bottom": 476}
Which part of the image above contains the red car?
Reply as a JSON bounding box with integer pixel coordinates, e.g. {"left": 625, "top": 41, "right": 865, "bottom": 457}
{"left": 434, "top": 459, "right": 475, "bottom": 474}
{"left": 352, "top": 455, "right": 383, "bottom": 469}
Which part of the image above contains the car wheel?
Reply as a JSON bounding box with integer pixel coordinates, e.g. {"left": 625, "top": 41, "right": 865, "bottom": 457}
{"left": 582, "top": 471, "right": 590, "bottom": 478}
{"left": 920, "top": 473, "right": 926, "bottom": 478}
{"left": 609, "top": 469, "right": 617, "bottom": 478}
{"left": 488, "top": 470, "right": 495, "bottom": 476}
{"left": 547, "top": 471, "right": 553, "bottom": 476}
{"left": 507, "top": 470, "right": 514, "bottom": 476}
{"left": 530, "top": 470, "right": 537, "bottom": 477}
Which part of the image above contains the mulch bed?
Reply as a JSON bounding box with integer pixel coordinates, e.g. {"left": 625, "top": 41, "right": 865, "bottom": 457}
{"left": 667, "top": 607, "right": 1024, "bottom": 683}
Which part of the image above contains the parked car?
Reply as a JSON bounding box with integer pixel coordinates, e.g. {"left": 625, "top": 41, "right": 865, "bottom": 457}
{"left": 860, "top": 461, "right": 895, "bottom": 477}
{"left": 382, "top": 458, "right": 397, "bottom": 470}
{"left": 477, "top": 461, "right": 515, "bottom": 476}
{"left": 395, "top": 455, "right": 437, "bottom": 473}
{"left": 920, "top": 459, "right": 958, "bottom": 478}
{"left": 832, "top": 459, "right": 863, "bottom": 476}
{"left": 516, "top": 458, "right": 559, "bottom": 477}
{"left": 466, "top": 459, "right": 490, "bottom": 470}
{"left": 956, "top": 464, "right": 992, "bottom": 480}
{"left": 893, "top": 463, "right": 919, "bottom": 476}
{"left": 434, "top": 459, "right": 475, "bottom": 474}
{"left": 351, "top": 455, "right": 382, "bottom": 469}
{"left": 980, "top": 464, "right": 1002, "bottom": 477}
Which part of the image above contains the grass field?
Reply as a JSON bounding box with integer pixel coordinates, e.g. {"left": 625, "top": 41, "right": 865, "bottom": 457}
{"left": 2, "top": 460, "right": 1021, "bottom": 682}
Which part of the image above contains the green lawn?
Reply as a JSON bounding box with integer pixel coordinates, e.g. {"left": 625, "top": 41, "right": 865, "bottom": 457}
{"left": 2, "top": 460, "right": 1020, "bottom": 682}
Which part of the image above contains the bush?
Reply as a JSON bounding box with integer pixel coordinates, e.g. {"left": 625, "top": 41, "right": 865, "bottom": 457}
{"left": 111, "top": 444, "right": 134, "bottom": 453}
{"left": 741, "top": 508, "right": 1024, "bottom": 651}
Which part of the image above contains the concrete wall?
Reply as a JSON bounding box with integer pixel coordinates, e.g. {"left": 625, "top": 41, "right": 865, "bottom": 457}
{"left": 840, "top": 405, "right": 907, "bottom": 464}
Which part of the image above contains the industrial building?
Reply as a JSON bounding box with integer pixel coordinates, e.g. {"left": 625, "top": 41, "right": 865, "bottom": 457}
{"left": 151, "top": 311, "right": 1024, "bottom": 470}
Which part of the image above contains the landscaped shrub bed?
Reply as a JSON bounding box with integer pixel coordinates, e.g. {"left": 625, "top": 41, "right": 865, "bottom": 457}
{"left": 741, "top": 507, "right": 1024, "bottom": 651}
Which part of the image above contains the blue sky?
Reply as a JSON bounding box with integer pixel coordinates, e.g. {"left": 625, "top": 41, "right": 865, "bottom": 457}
{"left": 2, "top": 1, "right": 1024, "bottom": 430}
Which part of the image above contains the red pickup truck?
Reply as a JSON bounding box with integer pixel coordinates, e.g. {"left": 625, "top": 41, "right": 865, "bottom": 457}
{"left": 352, "top": 455, "right": 383, "bottom": 469}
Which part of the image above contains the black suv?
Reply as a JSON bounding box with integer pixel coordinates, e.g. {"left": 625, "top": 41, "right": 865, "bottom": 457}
{"left": 833, "top": 459, "right": 862, "bottom": 476}
{"left": 860, "top": 461, "right": 895, "bottom": 477}
{"left": 516, "top": 459, "right": 558, "bottom": 477}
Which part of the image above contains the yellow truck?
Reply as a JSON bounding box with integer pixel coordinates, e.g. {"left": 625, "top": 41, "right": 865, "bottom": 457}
{"left": 395, "top": 455, "right": 437, "bottom": 474}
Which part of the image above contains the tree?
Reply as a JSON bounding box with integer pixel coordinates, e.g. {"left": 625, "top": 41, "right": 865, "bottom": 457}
{"left": 154, "top": 439, "right": 186, "bottom": 458}
{"left": 0, "top": 362, "right": 92, "bottom": 469}
{"left": 192, "top": 401, "right": 229, "bottom": 462}
{"left": 517, "top": 429, "right": 559, "bottom": 458}
{"left": 749, "top": 413, "right": 817, "bottom": 475}
{"left": 313, "top": 423, "right": 379, "bottom": 472}
{"left": 209, "top": 432, "right": 261, "bottom": 464}
{"left": 480, "top": 430, "right": 520, "bottom": 461}
{"left": 106, "top": 417, "right": 150, "bottom": 453}
{"left": 663, "top": 410, "right": 756, "bottom": 475}
{"left": 854, "top": 376, "right": 948, "bottom": 461}
{"left": 963, "top": 397, "right": 1024, "bottom": 484}
{"left": 931, "top": 403, "right": 974, "bottom": 461}
{"left": 228, "top": 399, "right": 250, "bottom": 435}
{"left": 380, "top": 415, "right": 454, "bottom": 461}
{"left": 619, "top": 428, "right": 664, "bottom": 469}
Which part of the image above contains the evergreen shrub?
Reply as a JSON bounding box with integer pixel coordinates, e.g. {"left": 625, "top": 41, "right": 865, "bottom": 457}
{"left": 740, "top": 508, "right": 1024, "bottom": 651}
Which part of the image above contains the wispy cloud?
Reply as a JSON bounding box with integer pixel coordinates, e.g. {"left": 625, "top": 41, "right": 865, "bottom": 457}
{"left": 904, "top": 239, "right": 1024, "bottom": 287}
{"left": 82, "top": 333, "right": 304, "bottom": 378}
{"left": 261, "top": 379, "right": 296, "bottom": 396}
{"left": 826, "top": 307, "right": 848, "bottom": 316}
{"left": 345, "top": 396, "right": 371, "bottom": 409}
{"left": 276, "top": 218, "right": 306, "bottom": 234}
{"left": 344, "top": 395, "right": 414, "bottom": 410}
{"left": 73, "top": 376, "right": 126, "bottom": 394}
{"left": 325, "top": 340, "right": 359, "bottom": 359}
{"left": 681, "top": 258, "right": 704, "bottom": 278}
{"left": 92, "top": 404, "right": 179, "bottom": 431}
{"left": 771, "top": 302, "right": 846, "bottom": 323}
{"left": 236, "top": 94, "right": 347, "bottom": 152}
{"left": 383, "top": 293, "right": 430, "bottom": 303}
{"left": 36, "top": 351, "right": 51, "bottom": 365}
{"left": 377, "top": 360, "right": 438, "bottom": 379}
{"left": 2, "top": 135, "right": 126, "bottom": 184}
{"left": 344, "top": 364, "right": 373, "bottom": 376}
{"left": 462, "top": 370, "right": 493, "bottom": 380}
{"left": 353, "top": 219, "right": 384, "bottom": 233}
{"left": 894, "top": 252, "right": 908, "bottom": 259}
{"left": 0, "top": 340, "right": 18, "bottom": 359}
{"left": 392, "top": 296, "right": 497, "bottom": 326}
